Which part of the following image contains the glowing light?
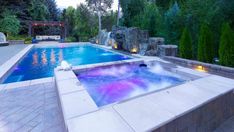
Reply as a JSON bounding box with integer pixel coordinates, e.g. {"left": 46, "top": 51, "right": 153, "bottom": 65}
{"left": 195, "top": 65, "right": 207, "bottom": 72}
{"left": 113, "top": 43, "right": 118, "bottom": 49}
{"left": 131, "top": 47, "right": 138, "bottom": 53}
{"left": 96, "top": 39, "right": 99, "bottom": 44}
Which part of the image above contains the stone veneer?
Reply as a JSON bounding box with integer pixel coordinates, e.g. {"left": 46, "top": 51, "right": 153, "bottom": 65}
{"left": 164, "top": 56, "right": 234, "bottom": 78}
{"left": 154, "top": 91, "right": 234, "bottom": 132}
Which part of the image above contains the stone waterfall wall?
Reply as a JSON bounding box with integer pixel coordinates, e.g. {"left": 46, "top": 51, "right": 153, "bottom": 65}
{"left": 93, "top": 26, "right": 178, "bottom": 57}
{"left": 112, "top": 26, "right": 149, "bottom": 53}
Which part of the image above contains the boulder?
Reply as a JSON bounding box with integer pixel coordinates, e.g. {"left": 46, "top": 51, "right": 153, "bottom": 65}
{"left": 158, "top": 45, "right": 178, "bottom": 57}
{"left": 111, "top": 26, "right": 149, "bottom": 53}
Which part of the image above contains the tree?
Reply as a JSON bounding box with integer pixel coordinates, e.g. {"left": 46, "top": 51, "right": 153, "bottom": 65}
{"left": 219, "top": 23, "right": 234, "bottom": 67}
{"left": 164, "top": 2, "right": 183, "bottom": 44}
{"left": 0, "top": 11, "right": 20, "bottom": 36}
{"left": 44, "top": 0, "right": 59, "bottom": 21}
{"left": 197, "top": 23, "right": 215, "bottom": 63}
{"left": 132, "top": 3, "right": 162, "bottom": 36}
{"left": 64, "top": 6, "right": 76, "bottom": 36}
{"left": 179, "top": 27, "right": 193, "bottom": 59}
{"left": 181, "top": 0, "right": 220, "bottom": 57}
{"left": 86, "top": 0, "right": 113, "bottom": 33}
{"left": 30, "top": 0, "right": 49, "bottom": 21}
{"left": 73, "top": 4, "right": 98, "bottom": 41}
{"left": 120, "top": 0, "right": 145, "bottom": 27}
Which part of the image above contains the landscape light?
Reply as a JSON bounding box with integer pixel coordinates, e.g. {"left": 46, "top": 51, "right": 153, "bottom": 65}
{"left": 131, "top": 47, "right": 138, "bottom": 53}
{"left": 195, "top": 65, "right": 207, "bottom": 72}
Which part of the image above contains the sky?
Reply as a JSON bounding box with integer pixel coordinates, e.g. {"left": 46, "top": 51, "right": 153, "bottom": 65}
{"left": 56, "top": 0, "right": 118, "bottom": 11}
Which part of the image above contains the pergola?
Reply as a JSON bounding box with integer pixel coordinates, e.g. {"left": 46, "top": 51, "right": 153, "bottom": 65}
{"left": 28, "top": 21, "right": 66, "bottom": 40}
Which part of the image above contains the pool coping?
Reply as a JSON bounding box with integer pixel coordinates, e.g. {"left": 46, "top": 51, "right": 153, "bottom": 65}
{"left": 54, "top": 58, "right": 234, "bottom": 132}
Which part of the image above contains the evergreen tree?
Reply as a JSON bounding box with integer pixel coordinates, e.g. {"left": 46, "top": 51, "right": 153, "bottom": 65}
{"left": 197, "top": 23, "right": 215, "bottom": 63}
{"left": 219, "top": 23, "right": 234, "bottom": 66}
{"left": 44, "top": 0, "right": 59, "bottom": 21}
{"left": 179, "top": 27, "right": 193, "bottom": 59}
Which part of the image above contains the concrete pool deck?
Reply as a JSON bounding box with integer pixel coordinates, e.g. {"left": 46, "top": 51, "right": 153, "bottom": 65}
{"left": 0, "top": 43, "right": 234, "bottom": 132}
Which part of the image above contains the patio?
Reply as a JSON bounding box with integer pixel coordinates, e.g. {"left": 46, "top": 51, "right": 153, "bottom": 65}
{"left": 0, "top": 79, "right": 64, "bottom": 132}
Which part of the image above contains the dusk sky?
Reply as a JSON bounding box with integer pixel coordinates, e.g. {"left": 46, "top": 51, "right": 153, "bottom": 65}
{"left": 56, "top": 0, "right": 118, "bottom": 10}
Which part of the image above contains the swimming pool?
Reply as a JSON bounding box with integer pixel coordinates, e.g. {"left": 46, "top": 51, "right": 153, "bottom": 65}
{"left": 3, "top": 44, "right": 131, "bottom": 83}
{"left": 77, "top": 64, "right": 185, "bottom": 107}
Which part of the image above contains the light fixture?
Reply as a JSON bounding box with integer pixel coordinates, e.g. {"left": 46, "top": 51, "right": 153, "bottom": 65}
{"left": 96, "top": 39, "right": 99, "bottom": 44}
{"left": 113, "top": 42, "right": 118, "bottom": 49}
{"left": 195, "top": 65, "right": 207, "bottom": 72}
{"left": 131, "top": 47, "right": 138, "bottom": 53}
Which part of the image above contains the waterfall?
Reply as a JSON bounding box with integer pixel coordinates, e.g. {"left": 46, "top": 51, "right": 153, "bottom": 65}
{"left": 105, "top": 32, "right": 111, "bottom": 46}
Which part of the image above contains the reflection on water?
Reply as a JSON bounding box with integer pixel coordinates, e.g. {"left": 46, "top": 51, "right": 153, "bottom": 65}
{"left": 59, "top": 49, "right": 64, "bottom": 62}
{"left": 41, "top": 50, "right": 47, "bottom": 64}
{"left": 32, "top": 52, "right": 38, "bottom": 65}
{"left": 50, "top": 49, "right": 56, "bottom": 64}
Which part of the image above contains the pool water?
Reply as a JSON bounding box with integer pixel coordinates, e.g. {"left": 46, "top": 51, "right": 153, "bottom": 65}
{"left": 77, "top": 64, "right": 185, "bottom": 107}
{"left": 3, "top": 45, "right": 131, "bottom": 83}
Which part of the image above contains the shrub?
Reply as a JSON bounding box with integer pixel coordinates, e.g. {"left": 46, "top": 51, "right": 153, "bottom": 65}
{"left": 179, "top": 27, "right": 193, "bottom": 59}
{"left": 219, "top": 23, "right": 234, "bottom": 67}
{"left": 0, "top": 11, "right": 20, "bottom": 36}
{"left": 197, "top": 23, "right": 215, "bottom": 63}
{"left": 65, "top": 37, "right": 76, "bottom": 42}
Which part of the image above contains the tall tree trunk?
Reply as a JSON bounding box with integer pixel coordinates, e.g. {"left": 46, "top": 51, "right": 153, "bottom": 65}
{"left": 117, "top": 0, "right": 120, "bottom": 26}
{"left": 98, "top": 11, "right": 102, "bottom": 33}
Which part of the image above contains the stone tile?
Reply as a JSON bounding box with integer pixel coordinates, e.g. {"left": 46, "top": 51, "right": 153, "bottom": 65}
{"left": 113, "top": 97, "right": 175, "bottom": 132}
{"left": 57, "top": 78, "right": 83, "bottom": 95}
{"left": 67, "top": 108, "right": 133, "bottom": 132}
{"left": 190, "top": 77, "right": 234, "bottom": 95}
{"left": 207, "top": 75, "right": 234, "bottom": 85}
{"left": 30, "top": 123, "right": 43, "bottom": 132}
{"left": 30, "top": 77, "right": 53, "bottom": 85}
{"left": 60, "top": 90, "right": 98, "bottom": 119}
{"left": 4, "top": 81, "right": 31, "bottom": 90}
{"left": 54, "top": 70, "right": 77, "bottom": 81}
{"left": 146, "top": 89, "right": 199, "bottom": 116}
{"left": 0, "top": 83, "right": 65, "bottom": 132}
{"left": 0, "top": 84, "right": 6, "bottom": 91}
{"left": 175, "top": 67, "right": 210, "bottom": 77}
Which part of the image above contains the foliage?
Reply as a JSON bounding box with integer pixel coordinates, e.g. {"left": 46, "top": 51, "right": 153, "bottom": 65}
{"left": 179, "top": 27, "right": 193, "bottom": 59}
{"left": 86, "top": 0, "right": 113, "bottom": 33}
{"left": 132, "top": 3, "right": 162, "bottom": 36}
{"left": 0, "top": 11, "right": 20, "bottom": 36}
{"left": 7, "top": 35, "right": 32, "bottom": 44}
{"left": 219, "top": 23, "right": 234, "bottom": 66}
{"left": 120, "top": 0, "right": 145, "bottom": 27}
{"left": 164, "top": 2, "right": 183, "bottom": 44}
{"left": 45, "top": 0, "right": 59, "bottom": 21}
{"left": 102, "top": 11, "right": 117, "bottom": 31}
{"left": 197, "top": 23, "right": 215, "bottom": 63}
{"left": 65, "top": 36, "right": 76, "bottom": 42}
